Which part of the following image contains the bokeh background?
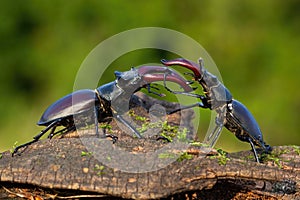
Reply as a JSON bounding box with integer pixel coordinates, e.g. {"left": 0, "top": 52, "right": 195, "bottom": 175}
{"left": 0, "top": 0, "right": 299, "bottom": 152}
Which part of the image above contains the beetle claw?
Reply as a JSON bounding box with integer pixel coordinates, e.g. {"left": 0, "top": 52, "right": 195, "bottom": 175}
{"left": 149, "top": 83, "right": 160, "bottom": 91}
{"left": 264, "top": 144, "right": 272, "bottom": 153}
{"left": 108, "top": 134, "right": 118, "bottom": 143}
{"left": 156, "top": 135, "right": 171, "bottom": 142}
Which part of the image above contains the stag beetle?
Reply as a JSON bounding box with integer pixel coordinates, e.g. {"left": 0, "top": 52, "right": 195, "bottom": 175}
{"left": 161, "top": 58, "right": 271, "bottom": 162}
{"left": 12, "top": 65, "right": 192, "bottom": 156}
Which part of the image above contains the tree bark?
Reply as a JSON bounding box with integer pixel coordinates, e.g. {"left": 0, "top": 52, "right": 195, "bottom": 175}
{"left": 0, "top": 93, "right": 299, "bottom": 199}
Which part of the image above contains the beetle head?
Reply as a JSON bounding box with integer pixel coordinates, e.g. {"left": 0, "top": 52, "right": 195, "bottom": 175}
{"left": 114, "top": 68, "right": 143, "bottom": 91}
{"left": 114, "top": 71, "right": 123, "bottom": 79}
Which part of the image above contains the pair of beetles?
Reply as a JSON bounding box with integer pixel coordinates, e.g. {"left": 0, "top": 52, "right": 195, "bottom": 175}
{"left": 13, "top": 58, "right": 272, "bottom": 162}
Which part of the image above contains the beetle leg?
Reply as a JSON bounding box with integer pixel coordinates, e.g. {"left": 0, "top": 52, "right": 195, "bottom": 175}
{"left": 99, "top": 121, "right": 118, "bottom": 143}
{"left": 248, "top": 137, "right": 260, "bottom": 163}
{"left": 12, "top": 120, "right": 59, "bottom": 156}
{"left": 146, "top": 83, "right": 167, "bottom": 97}
{"left": 164, "top": 89, "right": 202, "bottom": 97}
{"left": 167, "top": 95, "right": 210, "bottom": 114}
{"left": 156, "top": 135, "right": 172, "bottom": 142}
{"left": 94, "top": 106, "right": 99, "bottom": 138}
{"left": 203, "top": 112, "right": 226, "bottom": 147}
{"left": 114, "top": 114, "right": 142, "bottom": 138}
{"left": 101, "top": 126, "right": 118, "bottom": 143}
{"left": 146, "top": 84, "right": 165, "bottom": 97}
{"left": 264, "top": 144, "right": 272, "bottom": 153}
{"left": 34, "top": 121, "right": 59, "bottom": 140}
{"left": 47, "top": 125, "right": 57, "bottom": 139}
{"left": 49, "top": 125, "right": 76, "bottom": 139}
{"left": 12, "top": 140, "right": 37, "bottom": 156}
{"left": 167, "top": 102, "right": 207, "bottom": 115}
{"left": 47, "top": 118, "right": 76, "bottom": 139}
{"left": 148, "top": 83, "right": 160, "bottom": 91}
{"left": 205, "top": 123, "right": 223, "bottom": 147}
{"left": 103, "top": 133, "right": 118, "bottom": 143}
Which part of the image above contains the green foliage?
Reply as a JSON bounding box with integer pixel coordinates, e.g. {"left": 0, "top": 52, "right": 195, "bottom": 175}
{"left": 263, "top": 153, "right": 283, "bottom": 169}
{"left": 94, "top": 164, "right": 105, "bottom": 176}
{"left": 158, "top": 151, "right": 193, "bottom": 162}
{"left": 158, "top": 152, "right": 176, "bottom": 159}
{"left": 81, "top": 151, "right": 93, "bottom": 157}
{"left": 261, "top": 147, "right": 291, "bottom": 169}
{"left": 106, "top": 156, "right": 111, "bottom": 161}
{"left": 208, "top": 148, "right": 230, "bottom": 165}
{"left": 291, "top": 145, "right": 300, "bottom": 156}
{"left": 176, "top": 152, "right": 193, "bottom": 162}
{"left": 129, "top": 110, "right": 147, "bottom": 122}
{"left": 136, "top": 118, "right": 190, "bottom": 142}
{"left": 0, "top": 1, "right": 299, "bottom": 152}
{"left": 99, "top": 123, "right": 113, "bottom": 133}
{"left": 190, "top": 142, "right": 210, "bottom": 148}
{"left": 176, "top": 128, "right": 189, "bottom": 143}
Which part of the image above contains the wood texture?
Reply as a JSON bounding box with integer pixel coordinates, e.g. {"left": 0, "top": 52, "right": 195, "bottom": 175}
{"left": 0, "top": 93, "right": 299, "bottom": 199}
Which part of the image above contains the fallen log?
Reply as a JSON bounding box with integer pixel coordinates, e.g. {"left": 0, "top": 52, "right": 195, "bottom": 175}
{"left": 0, "top": 93, "right": 299, "bottom": 199}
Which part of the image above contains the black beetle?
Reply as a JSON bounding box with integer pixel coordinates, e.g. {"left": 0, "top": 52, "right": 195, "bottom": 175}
{"left": 12, "top": 65, "right": 193, "bottom": 156}
{"left": 162, "top": 58, "right": 272, "bottom": 162}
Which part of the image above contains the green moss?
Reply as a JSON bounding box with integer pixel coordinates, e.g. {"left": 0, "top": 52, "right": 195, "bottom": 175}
{"left": 0, "top": 153, "right": 2, "bottom": 159}
{"left": 137, "top": 119, "right": 190, "bottom": 142}
{"left": 161, "top": 121, "right": 177, "bottom": 132}
{"left": 159, "top": 151, "right": 194, "bottom": 162}
{"left": 291, "top": 145, "right": 300, "bottom": 155}
{"left": 158, "top": 152, "right": 176, "bottom": 159}
{"left": 159, "top": 132, "right": 174, "bottom": 142}
{"left": 246, "top": 154, "right": 255, "bottom": 160}
{"left": 129, "top": 110, "right": 147, "bottom": 122}
{"left": 208, "top": 148, "right": 230, "bottom": 165}
{"left": 129, "top": 110, "right": 191, "bottom": 142}
{"left": 177, "top": 151, "right": 193, "bottom": 162}
{"left": 190, "top": 142, "right": 210, "bottom": 148}
{"left": 94, "top": 164, "right": 105, "bottom": 176}
{"left": 176, "top": 128, "right": 189, "bottom": 143}
{"left": 261, "top": 148, "right": 290, "bottom": 168}
{"left": 81, "top": 151, "right": 93, "bottom": 157}
{"left": 99, "top": 123, "right": 113, "bottom": 133}
{"left": 137, "top": 120, "right": 162, "bottom": 136}
{"left": 262, "top": 153, "right": 282, "bottom": 168}
{"left": 279, "top": 148, "right": 290, "bottom": 154}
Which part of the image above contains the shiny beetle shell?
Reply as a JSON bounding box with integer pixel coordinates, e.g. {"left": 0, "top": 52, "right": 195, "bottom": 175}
{"left": 38, "top": 89, "right": 97, "bottom": 126}
{"left": 226, "top": 100, "right": 264, "bottom": 146}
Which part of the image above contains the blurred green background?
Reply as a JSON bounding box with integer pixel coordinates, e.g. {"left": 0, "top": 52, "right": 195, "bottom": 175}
{"left": 0, "top": 0, "right": 299, "bottom": 152}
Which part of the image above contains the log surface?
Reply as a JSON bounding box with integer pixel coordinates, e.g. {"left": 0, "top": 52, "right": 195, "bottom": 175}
{"left": 0, "top": 93, "right": 299, "bottom": 199}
